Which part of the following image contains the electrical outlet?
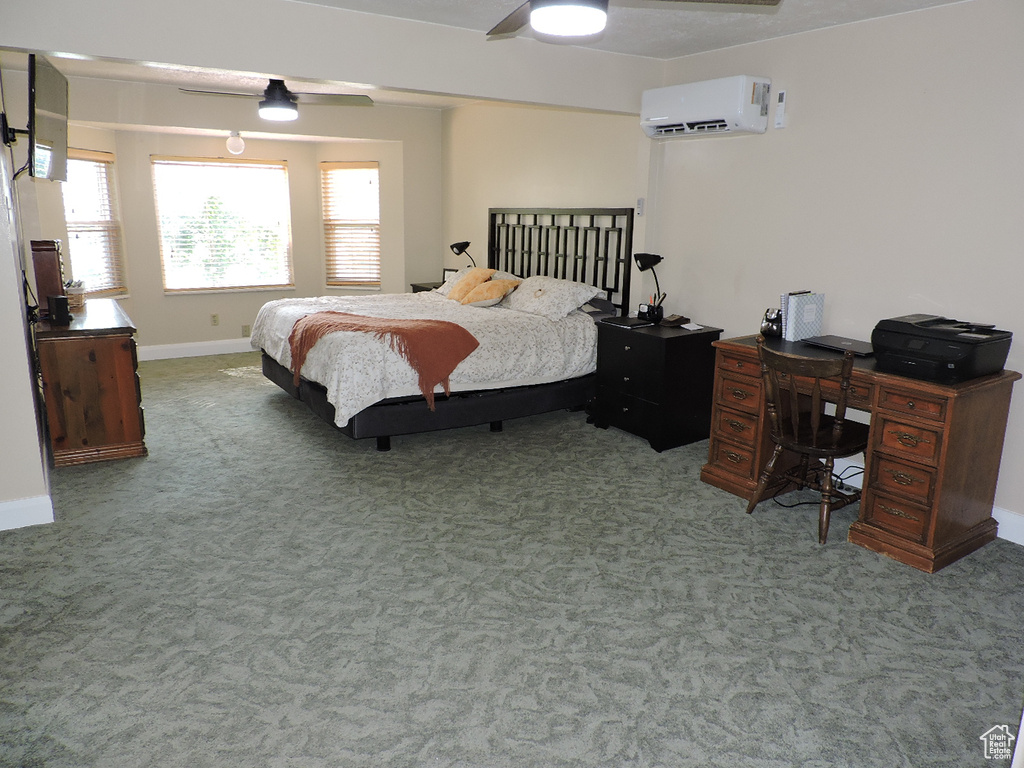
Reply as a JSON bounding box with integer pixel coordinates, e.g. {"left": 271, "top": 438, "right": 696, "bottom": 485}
{"left": 242, "top": 324, "right": 251, "bottom": 338}
{"left": 211, "top": 314, "right": 219, "bottom": 326}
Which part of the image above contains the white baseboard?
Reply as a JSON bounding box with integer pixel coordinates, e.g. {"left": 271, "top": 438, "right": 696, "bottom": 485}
{"left": 0, "top": 495, "right": 54, "bottom": 531}
{"left": 832, "top": 456, "right": 1024, "bottom": 547}
{"left": 138, "top": 338, "right": 255, "bottom": 361}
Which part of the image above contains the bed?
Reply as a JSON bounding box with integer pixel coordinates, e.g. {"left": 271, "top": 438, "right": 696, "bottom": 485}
{"left": 254, "top": 207, "right": 634, "bottom": 450}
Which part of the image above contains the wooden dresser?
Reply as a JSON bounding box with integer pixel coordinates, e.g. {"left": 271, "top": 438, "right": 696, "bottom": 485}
{"left": 35, "top": 299, "right": 147, "bottom": 467}
{"left": 701, "top": 335, "right": 1020, "bottom": 572}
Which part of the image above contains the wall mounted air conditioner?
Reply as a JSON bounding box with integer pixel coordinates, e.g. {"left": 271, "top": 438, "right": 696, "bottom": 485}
{"left": 641, "top": 75, "right": 771, "bottom": 138}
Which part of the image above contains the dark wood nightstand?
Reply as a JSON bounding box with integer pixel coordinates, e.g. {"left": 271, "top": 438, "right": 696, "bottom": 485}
{"left": 591, "top": 321, "right": 723, "bottom": 452}
{"left": 410, "top": 281, "right": 444, "bottom": 293}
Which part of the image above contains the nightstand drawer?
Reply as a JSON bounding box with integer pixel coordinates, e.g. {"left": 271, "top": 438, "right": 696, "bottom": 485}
{"left": 596, "top": 387, "right": 657, "bottom": 438}
{"left": 597, "top": 333, "right": 662, "bottom": 401}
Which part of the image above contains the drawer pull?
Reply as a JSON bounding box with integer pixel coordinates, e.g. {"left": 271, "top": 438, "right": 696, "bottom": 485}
{"left": 729, "top": 388, "right": 750, "bottom": 401}
{"left": 725, "top": 451, "right": 747, "bottom": 464}
{"left": 623, "top": 345, "right": 631, "bottom": 351}
{"left": 885, "top": 468, "right": 923, "bottom": 486}
{"left": 726, "top": 419, "right": 748, "bottom": 433}
{"left": 889, "top": 429, "right": 930, "bottom": 448}
{"left": 622, "top": 376, "right": 630, "bottom": 383}
{"left": 621, "top": 407, "right": 629, "bottom": 413}
{"left": 879, "top": 504, "right": 920, "bottom": 522}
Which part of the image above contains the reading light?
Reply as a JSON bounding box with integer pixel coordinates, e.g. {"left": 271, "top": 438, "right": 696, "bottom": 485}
{"left": 634, "top": 252, "right": 665, "bottom": 305}
{"left": 530, "top": 0, "right": 608, "bottom": 37}
{"left": 225, "top": 132, "right": 245, "bottom": 155}
{"left": 258, "top": 80, "right": 299, "bottom": 121}
{"left": 449, "top": 241, "right": 477, "bottom": 268}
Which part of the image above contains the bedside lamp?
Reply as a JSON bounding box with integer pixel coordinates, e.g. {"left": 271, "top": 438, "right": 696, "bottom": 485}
{"left": 634, "top": 252, "right": 665, "bottom": 306}
{"left": 450, "top": 241, "right": 477, "bottom": 268}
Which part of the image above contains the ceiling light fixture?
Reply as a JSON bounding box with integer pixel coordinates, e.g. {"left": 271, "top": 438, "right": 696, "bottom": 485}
{"left": 258, "top": 80, "right": 299, "bottom": 121}
{"left": 226, "top": 131, "right": 245, "bottom": 155}
{"left": 530, "top": 0, "right": 608, "bottom": 37}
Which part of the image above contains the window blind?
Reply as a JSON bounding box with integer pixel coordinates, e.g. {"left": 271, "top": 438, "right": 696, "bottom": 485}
{"left": 151, "top": 156, "right": 294, "bottom": 292}
{"left": 62, "top": 149, "right": 126, "bottom": 295}
{"left": 321, "top": 161, "right": 381, "bottom": 287}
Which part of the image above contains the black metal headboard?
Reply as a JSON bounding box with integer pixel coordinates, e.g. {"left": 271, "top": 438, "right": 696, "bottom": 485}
{"left": 487, "top": 208, "right": 633, "bottom": 317}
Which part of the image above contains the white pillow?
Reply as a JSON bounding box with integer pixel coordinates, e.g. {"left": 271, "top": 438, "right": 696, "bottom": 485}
{"left": 435, "top": 267, "right": 473, "bottom": 296}
{"left": 501, "top": 276, "right": 604, "bottom": 321}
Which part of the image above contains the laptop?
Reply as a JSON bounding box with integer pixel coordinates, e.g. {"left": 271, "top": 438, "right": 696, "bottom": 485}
{"left": 800, "top": 334, "right": 874, "bottom": 357}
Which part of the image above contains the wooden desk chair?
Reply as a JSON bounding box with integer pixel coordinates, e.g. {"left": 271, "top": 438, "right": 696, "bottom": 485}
{"left": 746, "top": 336, "right": 871, "bottom": 543}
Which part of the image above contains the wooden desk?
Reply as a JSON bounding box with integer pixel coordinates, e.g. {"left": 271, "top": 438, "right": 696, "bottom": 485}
{"left": 36, "top": 299, "right": 147, "bottom": 467}
{"left": 701, "top": 335, "right": 1020, "bottom": 572}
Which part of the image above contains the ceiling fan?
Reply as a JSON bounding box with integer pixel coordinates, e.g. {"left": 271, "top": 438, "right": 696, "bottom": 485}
{"left": 488, "top": 0, "right": 781, "bottom": 38}
{"left": 180, "top": 79, "right": 373, "bottom": 122}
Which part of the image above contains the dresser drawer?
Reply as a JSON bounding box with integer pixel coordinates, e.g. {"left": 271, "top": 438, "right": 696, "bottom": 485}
{"left": 707, "top": 436, "right": 758, "bottom": 483}
{"left": 713, "top": 407, "right": 758, "bottom": 447}
{"left": 874, "top": 415, "right": 943, "bottom": 466}
{"left": 870, "top": 455, "right": 936, "bottom": 506}
{"left": 877, "top": 386, "right": 947, "bottom": 422}
{"left": 863, "top": 491, "right": 931, "bottom": 543}
{"left": 715, "top": 373, "right": 762, "bottom": 415}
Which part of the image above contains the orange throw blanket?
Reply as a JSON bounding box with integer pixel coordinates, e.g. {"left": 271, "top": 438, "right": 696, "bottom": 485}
{"left": 288, "top": 311, "right": 480, "bottom": 410}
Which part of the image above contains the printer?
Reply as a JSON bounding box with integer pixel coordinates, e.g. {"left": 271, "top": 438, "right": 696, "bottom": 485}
{"left": 871, "top": 314, "right": 1012, "bottom": 383}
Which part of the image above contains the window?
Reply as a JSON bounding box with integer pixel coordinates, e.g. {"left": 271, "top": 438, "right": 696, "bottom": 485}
{"left": 321, "top": 161, "right": 380, "bottom": 287}
{"left": 61, "top": 149, "right": 126, "bottom": 295}
{"left": 152, "top": 156, "right": 293, "bottom": 292}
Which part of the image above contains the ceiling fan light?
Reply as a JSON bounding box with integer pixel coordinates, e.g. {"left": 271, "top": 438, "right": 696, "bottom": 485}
{"left": 258, "top": 99, "right": 298, "bottom": 121}
{"left": 530, "top": 0, "right": 608, "bottom": 37}
{"left": 225, "top": 131, "right": 245, "bottom": 155}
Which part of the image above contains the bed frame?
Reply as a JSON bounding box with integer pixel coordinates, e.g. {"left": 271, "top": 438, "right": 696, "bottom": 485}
{"left": 261, "top": 207, "right": 634, "bottom": 450}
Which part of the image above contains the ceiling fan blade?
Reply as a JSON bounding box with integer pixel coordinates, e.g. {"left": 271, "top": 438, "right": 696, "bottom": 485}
{"left": 179, "top": 87, "right": 259, "bottom": 99}
{"left": 487, "top": 1, "right": 531, "bottom": 37}
{"left": 293, "top": 93, "right": 374, "bottom": 107}
{"left": 651, "top": 0, "right": 781, "bottom": 4}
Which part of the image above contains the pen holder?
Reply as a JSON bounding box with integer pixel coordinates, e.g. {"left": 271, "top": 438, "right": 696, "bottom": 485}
{"left": 638, "top": 303, "right": 664, "bottom": 324}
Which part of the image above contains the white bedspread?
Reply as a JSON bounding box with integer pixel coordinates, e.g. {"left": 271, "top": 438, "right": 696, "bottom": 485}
{"left": 250, "top": 291, "right": 598, "bottom": 426}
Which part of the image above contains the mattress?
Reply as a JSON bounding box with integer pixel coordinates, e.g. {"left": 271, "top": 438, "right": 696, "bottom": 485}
{"left": 251, "top": 291, "right": 598, "bottom": 426}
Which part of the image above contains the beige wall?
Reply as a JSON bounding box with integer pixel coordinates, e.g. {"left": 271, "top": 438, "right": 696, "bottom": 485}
{"left": 0, "top": 154, "right": 52, "bottom": 527}
{"left": 643, "top": 0, "right": 1024, "bottom": 515}
{"left": 441, "top": 103, "right": 648, "bottom": 269}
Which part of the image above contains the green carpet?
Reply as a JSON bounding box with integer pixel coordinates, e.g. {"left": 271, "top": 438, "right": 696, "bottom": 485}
{"left": 2, "top": 352, "right": 1022, "bottom": 767}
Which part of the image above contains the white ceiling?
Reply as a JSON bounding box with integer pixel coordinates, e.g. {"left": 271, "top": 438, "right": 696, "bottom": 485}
{"left": 1, "top": 0, "right": 968, "bottom": 111}
{"left": 285, "top": 0, "right": 968, "bottom": 60}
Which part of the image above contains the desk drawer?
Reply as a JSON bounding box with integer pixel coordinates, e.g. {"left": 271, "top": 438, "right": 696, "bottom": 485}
{"left": 708, "top": 436, "right": 758, "bottom": 483}
{"left": 877, "top": 386, "right": 947, "bottom": 422}
{"left": 715, "top": 373, "right": 762, "bottom": 416}
{"left": 874, "top": 415, "right": 943, "bottom": 466}
{"left": 870, "top": 455, "right": 936, "bottom": 506}
{"left": 718, "top": 350, "right": 761, "bottom": 378}
{"left": 863, "top": 490, "right": 931, "bottom": 543}
{"left": 713, "top": 407, "right": 758, "bottom": 447}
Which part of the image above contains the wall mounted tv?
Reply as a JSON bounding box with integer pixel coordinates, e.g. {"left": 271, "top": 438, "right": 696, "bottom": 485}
{"left": 28, "top": 54, "right": 69, "bottom": 182}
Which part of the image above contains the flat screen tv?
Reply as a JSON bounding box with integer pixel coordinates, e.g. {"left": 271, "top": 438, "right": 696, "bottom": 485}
{"left": 28, "top": 54, "right": 68, "bottom": 182}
